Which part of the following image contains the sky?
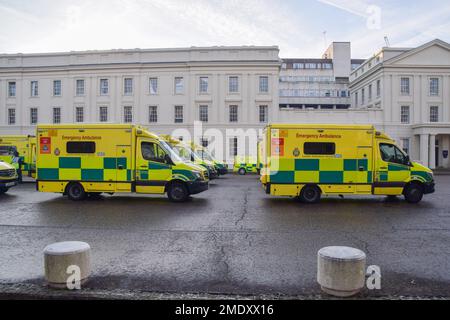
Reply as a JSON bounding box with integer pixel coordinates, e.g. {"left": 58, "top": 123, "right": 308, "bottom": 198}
{"left": 0, "top": 0, "right": 449, "bottom": 59}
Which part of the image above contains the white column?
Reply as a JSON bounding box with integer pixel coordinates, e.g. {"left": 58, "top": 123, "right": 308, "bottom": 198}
{"left": 429, "top": 134, "right": 436, "bottom": 169}
{"left": 420, "top": 134, "right": 429, "bottom": 167}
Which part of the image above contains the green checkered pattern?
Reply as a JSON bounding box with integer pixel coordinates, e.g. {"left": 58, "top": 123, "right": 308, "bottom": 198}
{"left": 37, "top": 157, "right": 132, "bottom": 181}
{"left": 269, "top": 158, "right": 372, "bottom": 184}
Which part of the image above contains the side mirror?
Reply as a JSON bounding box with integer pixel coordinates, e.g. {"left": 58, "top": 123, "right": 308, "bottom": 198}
{"left": 405, "top": 155, "right": 412, "bottom": 166}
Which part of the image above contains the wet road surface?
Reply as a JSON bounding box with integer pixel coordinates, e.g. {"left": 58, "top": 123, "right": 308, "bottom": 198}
{"left": 0, "top": 175, "right": 449, "bottom": 298}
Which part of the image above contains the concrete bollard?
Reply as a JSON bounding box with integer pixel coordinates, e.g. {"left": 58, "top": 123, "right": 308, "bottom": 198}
{"left": 317, "top": 246, "right": 366, "bottom": 297}
{"left": 43, "top": 241, "right": 91, "bottom": 289}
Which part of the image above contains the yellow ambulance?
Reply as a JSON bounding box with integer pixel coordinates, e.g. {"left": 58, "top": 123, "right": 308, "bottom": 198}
{"left": 189, "top": 142, "right": 228, "bottom": 176}
{"left": 0, "top": 160, "right": 18, "bottom": 194}
{"left": 0, "top": 135, "right": 37, "bottom": 178}
{"left": 260, "top": 124, "right": 435, "bottom": 204}
{"left": 36, "top": 124, "right": 209, "bottom": 202}
{"left": 233, "top": 156, "right": 258, "bottom": 175}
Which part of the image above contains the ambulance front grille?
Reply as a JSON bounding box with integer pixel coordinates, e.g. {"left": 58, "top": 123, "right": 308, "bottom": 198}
{"left": 0, "top": 169, "right": 15, "bottom": 178}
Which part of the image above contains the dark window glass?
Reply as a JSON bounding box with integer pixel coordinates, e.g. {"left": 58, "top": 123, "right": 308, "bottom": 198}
{"left": 141, "top": 141, "right": 167, "bottom": 163}
{"left": 66, "top": 141, "right": 96, "bottom": 154}
{"left": 304, "top": 142, "right": 335, "bottom": 155}
{"left": 379, "top": 143, "right": 408, "bottom": 165}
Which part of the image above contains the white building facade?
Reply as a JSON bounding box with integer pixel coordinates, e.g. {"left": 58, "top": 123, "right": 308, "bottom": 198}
{"left": 0, "top": 46, "right": 280, "bottom": 163}
{"left": 349, "top": 39, "right": 450, "bottom": 169}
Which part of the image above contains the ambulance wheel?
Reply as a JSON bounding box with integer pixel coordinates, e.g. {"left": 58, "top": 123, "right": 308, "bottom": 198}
{"left": 66, "top": 182, "right": 87, "bottom": 201}
{"left": 167, "top": 182, "right": 189, "bottom": 203}
{"left": 299, "top": 185, "right": 321, "bottom": 204}
{"left": 404, "top": 183, "right": 423, "bottom": 204}
{"left": 0, "top": 187, "right": 8, "bottom": 195}
{"left": 238, "top": 168, "right": 246, "bottom": 175}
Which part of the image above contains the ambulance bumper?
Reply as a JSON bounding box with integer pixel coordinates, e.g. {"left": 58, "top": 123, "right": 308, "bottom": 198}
{"left": 187, "top": 180, "right": 209, "bottom": 195}
{"left": 0, "top": 179, "right": 18, "bottom": 189}
{"left": 423, "top": 181, "right": 435, "bottom": 194}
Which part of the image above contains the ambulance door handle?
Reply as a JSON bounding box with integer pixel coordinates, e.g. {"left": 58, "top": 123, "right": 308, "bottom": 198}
{"left": 140, "top": 165, "right": 147, "bottom": 168}
{"left": 358, "top": 166, "right": 365, "bottom": 171}
{"left": 118, "top": 165, "right": 124, "bottom": 170}
{"left": 380, "top": 167, "right": 387, "bottom": 170}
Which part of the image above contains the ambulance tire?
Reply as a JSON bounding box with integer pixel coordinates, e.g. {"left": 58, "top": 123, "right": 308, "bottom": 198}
{"left": 66, "top": 182, "right": 87, "bottom": 201}
{"left": 167, "top": 181, "right": 189, "bottom": 203}
{"left": 299, "top": 185, "right": 321, "bottom": 204}
{"left": 238, "top": 168, "right": 246, "bottom": 175}
{"left": 403, "top": 183, "right": 423, "bottom": 204}
{"left": 0, "top": 187, "right": 8, "bottom": 195}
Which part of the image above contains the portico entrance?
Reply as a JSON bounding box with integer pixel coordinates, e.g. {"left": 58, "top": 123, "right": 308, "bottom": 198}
{"left": 413, "top": 124, "right": 450, "bottom": 169}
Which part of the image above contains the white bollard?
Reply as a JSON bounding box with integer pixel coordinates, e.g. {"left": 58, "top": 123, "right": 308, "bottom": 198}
{"left": 43, "top": 241, "right": 91, "bottom": 289}
{"left": 317, "top": 246, "right": 366, "bottom": 297}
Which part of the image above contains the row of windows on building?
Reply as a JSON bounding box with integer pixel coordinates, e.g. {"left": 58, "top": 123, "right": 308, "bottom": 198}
{"left": 400, "top": 105, "right": 441, "bottom": 123}
{"left": 355, "top": 77, "right": 442, "bottom": 107}
{"left": 279, "top": 89, "right": 350, "bottom": 98}
{"left": 281, "top": 62, "right": 333, "bottom": 70}
{"left": 4, "top": 76, "right": 271, "bottom": 98}
{"left": 5, "top": 105, "right": 269, "bottom": 125}
{"left": 399, "top": 77, "right": 440, "bottom": 96}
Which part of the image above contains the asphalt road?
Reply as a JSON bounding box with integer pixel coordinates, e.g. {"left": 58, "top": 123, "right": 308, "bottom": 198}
{"left": 1, "top": 174, "right": 450, "bottom": 298}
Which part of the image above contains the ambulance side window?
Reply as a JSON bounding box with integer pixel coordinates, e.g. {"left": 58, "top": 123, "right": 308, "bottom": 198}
{"left": 141, "top": 142, "right": 167, "bottom": 163}
{"left": 379, "top": 143, "right": 408, "bottom": 165}
{"left": 304, "top": 142, "right": 335, "bottom": 155}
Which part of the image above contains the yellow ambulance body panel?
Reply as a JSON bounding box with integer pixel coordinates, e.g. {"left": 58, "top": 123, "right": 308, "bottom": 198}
{"left": 260, "top": 124, "right": 435, "bottom": 203}
{"left": 0, "top": 135, "right": 37, "bottom": 178}
{"left": 36, "top": 124, "right": 208, "bottom": 202}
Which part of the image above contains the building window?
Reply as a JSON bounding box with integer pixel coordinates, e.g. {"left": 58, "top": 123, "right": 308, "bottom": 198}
{"left": 199, "top": 105, "right": 208, "bottom": 122}
{"left": 376, "top": 80, "right": 381, "bottom": 97}
{"left": 30, "top": 108, "right": 38, "bottom": 125}
{"left": 230, "top": 137, "right": 238, "bottom": 157}
{"left": 199, "top": 77, "right": 209, "bottom": 93}
{"left": 368, "top": 84, "right": 372, "bottom": 101}
{"left": 124, "top": 78, "right": 133, "bottom": 95}
{"left": 149, "top": 78, "right": 158, "bottom": 95}
{"left": 293, "top": 63, "right": 304, "bottom": 69}
{"left": 259, "top": 105, "right": 268, "bottom": 123}
{"left": 229, "top": 105, "right": 238, "bottom": 122}
{"left": 400, "top": 138, "right": 410, "bottom": 154}
{"left": 123, "top": 106, "right": 133, "bottom": 123}
{"left": 322, "top": 63, "right": 332, "bottom": 69}
{"left": 430, "top": 106, "right": 439, "bottom": 122}
{"left": 8, "top": 82, "right": 16, "bottom": 97}
{"left": 355, "top": 92, "right": 358, "bottom": 107}
{"left": 174, "top": 77, "right": 184, "bottom": 94}
{"left": 100, "top": 79, "right": 109, "bottom": 95}
{"left": 400, "top": 77, "right": 410, "bottom": 95}
{"left": 281, "top": 63, "right": 287, "bottom": 69}
{"left": 174, "top": 105, "right": 183, "bottom": 123}
{"left": 229, "top": 76, "right": 239, "bottom": 93}
{"left": 53, "top": 80, "right": 62, "bottom": 96}
{"left": 149, "top": 106, "right": 158, "bottom": 123}
{"left": 429, "top": 78, "right": 439, "bottom": 96}
{"left": 361, "top": 88, "right": 365, "bottom": 105}
{"left": 31, "top": 81, "right": 38, "bottom": 97}
{"left": 99, "top": 106, "right": 108, "bottom": 122}
{"left": 304, "top": 63, "right": 316, "bottom": 69}
{"left": 259, "top": 76, "right": 269, "bottom": 93}
{"left": 76, "top": 79, "right": 85, "bottom": 96}
{"left": 75, "top": 106, "right": 84, "bottom": 123}
{"left": 8, "top": 108, "right": 15, "bottom": 125}
{"left": 53, "top": 107, "right": 61, "bottom": 124}
{"left": 400, "top": 106, "right": 410, "bottom": 124}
